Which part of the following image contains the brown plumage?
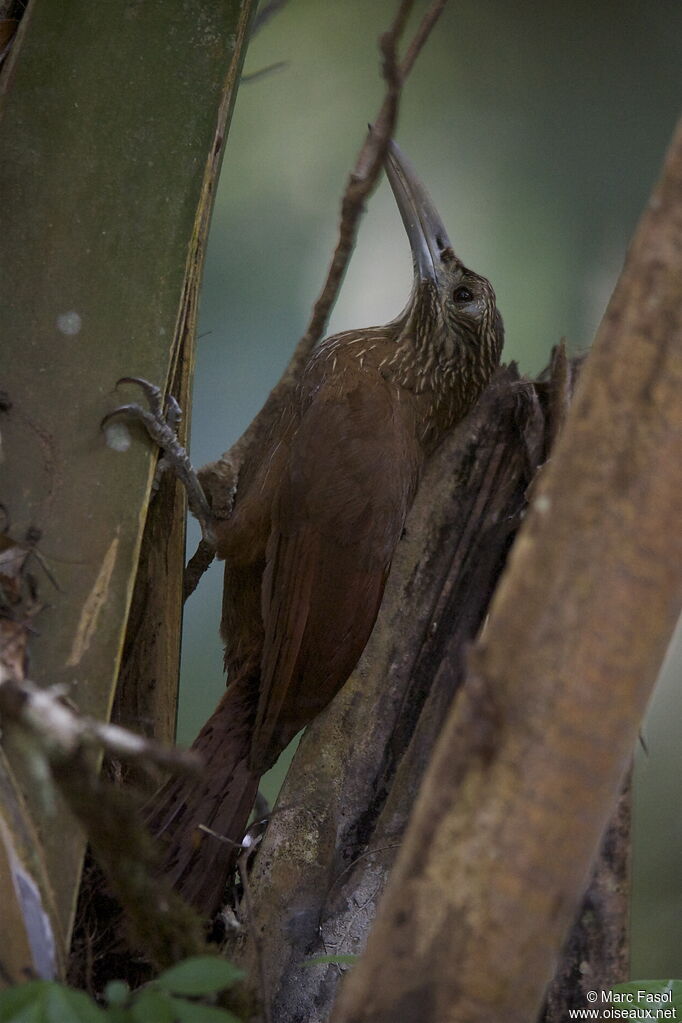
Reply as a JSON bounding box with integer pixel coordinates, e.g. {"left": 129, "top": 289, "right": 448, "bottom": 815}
{"left": 145, "top": 141, "right": 505, "bottom": 916}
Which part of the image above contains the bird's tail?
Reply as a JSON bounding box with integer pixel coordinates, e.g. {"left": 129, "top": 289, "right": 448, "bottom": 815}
{"left": 145, "top": 681, "right": 260, "bottom": 917}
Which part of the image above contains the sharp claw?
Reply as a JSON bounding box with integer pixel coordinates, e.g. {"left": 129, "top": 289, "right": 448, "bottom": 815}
{"left": 164, "top": 394, "right": 182, "bottom": 432}
{"left": 102, "top": 378, "right": 216, "bottom": 548}
{"left": 115, "top": 376, "right": 164, "bottom": 416}
{"left": 100, "top": 403, "right": 146, "bottom": 430}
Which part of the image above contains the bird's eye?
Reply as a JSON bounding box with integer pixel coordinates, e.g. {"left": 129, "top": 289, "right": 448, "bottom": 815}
{"left": 453, "top": 286, "right": 473, "bottom": 303}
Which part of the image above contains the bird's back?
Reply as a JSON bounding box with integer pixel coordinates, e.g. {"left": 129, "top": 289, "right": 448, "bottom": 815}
{"left": 216, "top": 331, "right": 424, "bottom": 771}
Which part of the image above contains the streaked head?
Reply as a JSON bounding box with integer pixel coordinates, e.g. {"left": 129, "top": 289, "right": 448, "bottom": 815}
{"left": 384, "top": 139, "right": 504, "bottom": 384}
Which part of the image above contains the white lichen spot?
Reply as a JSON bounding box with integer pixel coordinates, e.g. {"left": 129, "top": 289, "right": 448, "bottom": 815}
{"left": 103, "top": 421, "right": 132, "bottom": 452}
{"left": 56, "top": 310, "right": 82, "bottom": 336}
{"left": 535, "top": 494, "right": 551, "bottom": 514}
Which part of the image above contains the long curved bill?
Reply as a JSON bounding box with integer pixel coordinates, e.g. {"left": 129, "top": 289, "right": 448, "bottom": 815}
{"left": 384, "top": 139, "right": 453, "bottom": 283}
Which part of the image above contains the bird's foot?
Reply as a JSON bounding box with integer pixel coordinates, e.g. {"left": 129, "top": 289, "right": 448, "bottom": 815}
{"left": 102, "top": 377, "right": 216, "bottom": 546}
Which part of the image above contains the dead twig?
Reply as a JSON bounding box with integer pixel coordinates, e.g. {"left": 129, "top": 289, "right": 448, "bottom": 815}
{"left": 241, "top": 60, "right": 288, "bottom": 84}
{"left": 399, "top": 0, "right": 447, "bottom": 78}
{"left": 0, "top": 675, "right": 200, "bottom": 776}
{"left": 252, "top": 0, "right": 289, "bottom": 35}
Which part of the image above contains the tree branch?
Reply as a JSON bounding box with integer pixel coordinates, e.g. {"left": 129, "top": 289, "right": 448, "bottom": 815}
{"left": 0, "top": 676, "right": 201, "bottom": 776}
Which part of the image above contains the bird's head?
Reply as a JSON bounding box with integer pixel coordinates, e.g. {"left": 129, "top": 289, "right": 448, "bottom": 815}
{"left": 385, "top": 140, "right": 504, "bottom": 399}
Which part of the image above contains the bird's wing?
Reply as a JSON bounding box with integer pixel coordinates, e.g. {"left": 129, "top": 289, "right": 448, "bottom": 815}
{"left": 250, "top": 370, "right": 422, "bottom": 771}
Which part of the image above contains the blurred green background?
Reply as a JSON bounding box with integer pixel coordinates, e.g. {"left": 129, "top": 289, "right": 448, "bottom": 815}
{"left": 176, "top": 0, "right": 682, "bottom": 979}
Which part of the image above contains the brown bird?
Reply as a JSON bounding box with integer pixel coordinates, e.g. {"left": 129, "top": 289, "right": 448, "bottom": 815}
{"left": 107, "top": 141, "right": 504, "bottom": 917}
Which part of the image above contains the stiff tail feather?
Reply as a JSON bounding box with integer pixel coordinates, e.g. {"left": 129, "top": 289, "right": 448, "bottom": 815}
{"left": 145, "top": 682, "right": 259, "bottom": 917}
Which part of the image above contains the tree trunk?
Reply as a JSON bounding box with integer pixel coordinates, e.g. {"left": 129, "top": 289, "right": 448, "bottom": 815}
{"left": 0, "top": 0, "right": 256, "bottom": 979}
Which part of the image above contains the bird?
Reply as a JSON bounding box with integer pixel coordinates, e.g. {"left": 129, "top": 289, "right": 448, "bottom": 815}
{"left": 107, "top": 140, "right": 504, "bottom": 918}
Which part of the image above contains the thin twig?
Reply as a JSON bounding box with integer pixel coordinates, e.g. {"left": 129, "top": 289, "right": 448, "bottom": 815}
{"left": 247, "top": 0, "right": 448, "bottom": 390}
{"left": 242, "top": 60, "right": 288, "bottom": 84}
{"left": 400, "top": 0, "right": 447, "bottom": 78}
{"left": 0, "top": 674, "right": 201, "bottom": 774}
{"left": 290, "top": 0, "right": 449, "bottom": 353}
{"left": 252, "top": 0, "right": 289, "bottom": 35}
{"left": 196, "top": 822, "right": 244, "bottom": 850}
{"left": 283, "top": 0, "right": 414, "bottom": 377}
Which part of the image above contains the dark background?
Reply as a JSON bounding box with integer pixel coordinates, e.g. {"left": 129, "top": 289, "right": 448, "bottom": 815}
{"left": 176, "top": 0, "right": 682, "bottom": 978}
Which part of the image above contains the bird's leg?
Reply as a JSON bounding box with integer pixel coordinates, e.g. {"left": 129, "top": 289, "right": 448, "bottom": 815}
{"left": 102, "top": 377, "right": 216, "bottom": 546}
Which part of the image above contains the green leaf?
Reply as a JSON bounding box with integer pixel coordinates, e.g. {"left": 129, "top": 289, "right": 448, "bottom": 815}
{"left": 103, "top": 1009, "right": 131, "bottom": 1023}
{"left": 0, "top": 981, "right": 45, "bottom": 1022}
{"left": 103, "top": 982, "right": 129, "bottom": 1009}
{"left": 154, "top": 957, "right": 243, "bottom": 996}
{"left": 0, "top": 982, "right": 106, "bottom": 1023}
{"left": 300, "top": 954, "right": 358, "bottom": 968}
{"left": 167, "top": 999, "right": 242, "bottom": 1023}
{"left": 45, "top": 985, "right": 107, "bottom": 1023}
{"left": 130, "top": 989, "right": 175, "bottom": 1023}
{"left": 612, "top": 980, "right": 682, "bottom": 1015}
